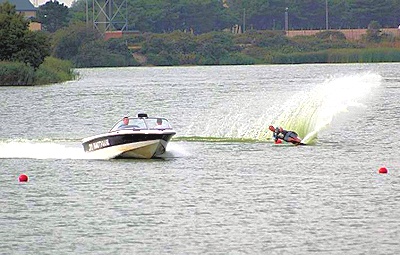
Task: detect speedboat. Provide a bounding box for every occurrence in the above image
[82,113,176,159]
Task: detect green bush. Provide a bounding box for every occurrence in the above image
[315,30,347,41]
[34,64,63,84]
[146,52,175,66]
[233,30,286,46]
[34,57,76,85]
[219,52,257,65]
[177,53,200,65]
[241,46,272,62]
[0,61,34,85]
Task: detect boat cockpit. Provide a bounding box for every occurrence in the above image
[110,114,173,132]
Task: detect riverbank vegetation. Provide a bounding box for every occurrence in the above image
[0,2,75,86]
[0,57,75,86]
[42,0,400,67]
[134,29,400,65]
[51,26,400,67]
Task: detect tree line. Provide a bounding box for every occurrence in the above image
[38,0,400,35]
[63,0,400,34]
[34,0,400,68]
[226,0,400,31]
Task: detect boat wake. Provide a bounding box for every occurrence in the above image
[0,140,92,160]
[173,136,258,143]
[160,142,191,158]
[0,140,185,160]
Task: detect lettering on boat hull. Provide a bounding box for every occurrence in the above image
[88,139,110,152]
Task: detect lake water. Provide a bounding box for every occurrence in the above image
[1,63,399,254]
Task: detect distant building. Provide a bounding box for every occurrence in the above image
[0,0,41,30]
[0,0,36,18]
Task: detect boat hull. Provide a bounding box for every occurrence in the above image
[82,131,175,159]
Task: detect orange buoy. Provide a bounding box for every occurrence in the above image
[378,167,388,174]
[19,174,28,182]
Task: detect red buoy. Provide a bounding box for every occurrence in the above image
[378,167,388,174]
[19,174,28,182]
[275,139,282,144]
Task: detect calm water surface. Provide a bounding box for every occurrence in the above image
[1,63,400,254]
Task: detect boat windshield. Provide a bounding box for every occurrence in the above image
[110,117,172,131]
[145,118,172,130]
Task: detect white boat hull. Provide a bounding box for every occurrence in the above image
[85,140,167,159]
[81,114,175,159]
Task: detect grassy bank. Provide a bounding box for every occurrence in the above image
[0,57,76,86]
[271,47,400,64]
[120,30,400,66]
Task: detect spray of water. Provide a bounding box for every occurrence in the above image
[0,73,382,159]
[267,72,382,144]
[171,72,382,143]
[161,142,191,158]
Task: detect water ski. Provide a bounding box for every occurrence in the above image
[272,139,306,146]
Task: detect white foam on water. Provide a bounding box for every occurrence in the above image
[0,140,186,160]
[161,142,191,158]
[0,141,89,159]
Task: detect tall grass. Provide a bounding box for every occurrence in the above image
[327,48,400,63]
[34,57,77,85]
[0,61,35,86]
[271,48,400,64]
[1,58,76,86]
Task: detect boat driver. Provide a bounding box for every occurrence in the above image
[118,117,129,129]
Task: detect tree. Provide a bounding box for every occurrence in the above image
[0,2,50,68]
[366,20,382,43]
[176,0,231,33]
[127,0,231,33]
[0,2,29,61]
[196,32,236,64]
[51,22,100,62]
[51,22,136,67]
[68,0,89,24]
[37,0,69,33]
[12,31,51,69]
